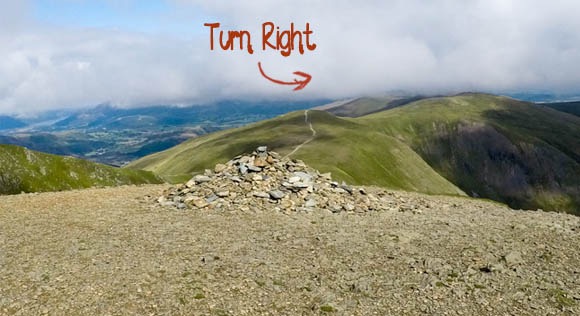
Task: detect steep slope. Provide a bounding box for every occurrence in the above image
[128,111,464,196]
[0,144,161,195]
[359,94,580,214]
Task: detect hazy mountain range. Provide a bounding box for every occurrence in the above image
[0,100,328,166]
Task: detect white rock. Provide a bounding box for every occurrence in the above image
[214,164,227,173]
[253,192,270,199]
[305,199,318,208]
[504,251,524,267]
[269,190,285,200]
[344,203,355,212]
[216,191,230,198]
[288,176,301,183]
[193,175,211,183]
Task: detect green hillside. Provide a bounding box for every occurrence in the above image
[128,111,464,196]
[358,94,580,213]
[0,144,161,195]
[128,94,580,214]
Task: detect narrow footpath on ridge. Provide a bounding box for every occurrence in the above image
[284,110,317,158]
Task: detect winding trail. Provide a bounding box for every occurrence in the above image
[284,110,317,158]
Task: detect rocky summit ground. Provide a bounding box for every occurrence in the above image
[1,153,580,315]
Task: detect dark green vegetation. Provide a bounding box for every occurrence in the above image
[0,100,328,166]
[542,101,580,117]
[0,144,160,195]
[129,94,580,214]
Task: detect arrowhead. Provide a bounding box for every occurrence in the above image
[292,71,312,91]
[258,62,312,92]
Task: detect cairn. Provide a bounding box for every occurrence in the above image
[158,146,395,213]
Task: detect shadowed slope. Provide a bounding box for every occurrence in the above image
[359,94,580,213]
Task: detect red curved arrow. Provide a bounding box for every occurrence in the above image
[258,62,312,91]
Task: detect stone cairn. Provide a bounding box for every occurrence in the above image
[158,146,395,213]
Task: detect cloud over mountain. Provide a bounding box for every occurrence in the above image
[1,0,580,114]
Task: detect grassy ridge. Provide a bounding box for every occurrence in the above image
[128,111,464,195]
[128,94,580,214]
[0,144,161,195]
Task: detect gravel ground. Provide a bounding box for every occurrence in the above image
[0,184,579,315]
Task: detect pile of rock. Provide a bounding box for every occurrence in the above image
[158,146,396,213]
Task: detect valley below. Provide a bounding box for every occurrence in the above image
[0,100,325,166]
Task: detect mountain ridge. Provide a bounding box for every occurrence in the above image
[129,93,580,214]
[128,109,465,196]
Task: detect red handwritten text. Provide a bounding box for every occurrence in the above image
[262,22,316,57]
[204,22,317,57]
[204,22,254,54]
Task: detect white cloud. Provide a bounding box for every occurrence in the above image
[1,0,580,114]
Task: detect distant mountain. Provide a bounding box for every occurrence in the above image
[0,116,27,131]
[0,144,161,195]
[49,100,330,131]
[128,93,580,215]
[52,104,118,129]
[505,92,580,103]
[0,100,329,166]
[541,101,580,117]
[318,96,425,117]
[506,92,559,102]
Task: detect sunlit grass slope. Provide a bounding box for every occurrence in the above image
[0,144,161,195]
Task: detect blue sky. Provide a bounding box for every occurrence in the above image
[1,0,580,114]
[32,0,206,36]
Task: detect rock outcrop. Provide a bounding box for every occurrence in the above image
[158,146,410,213]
